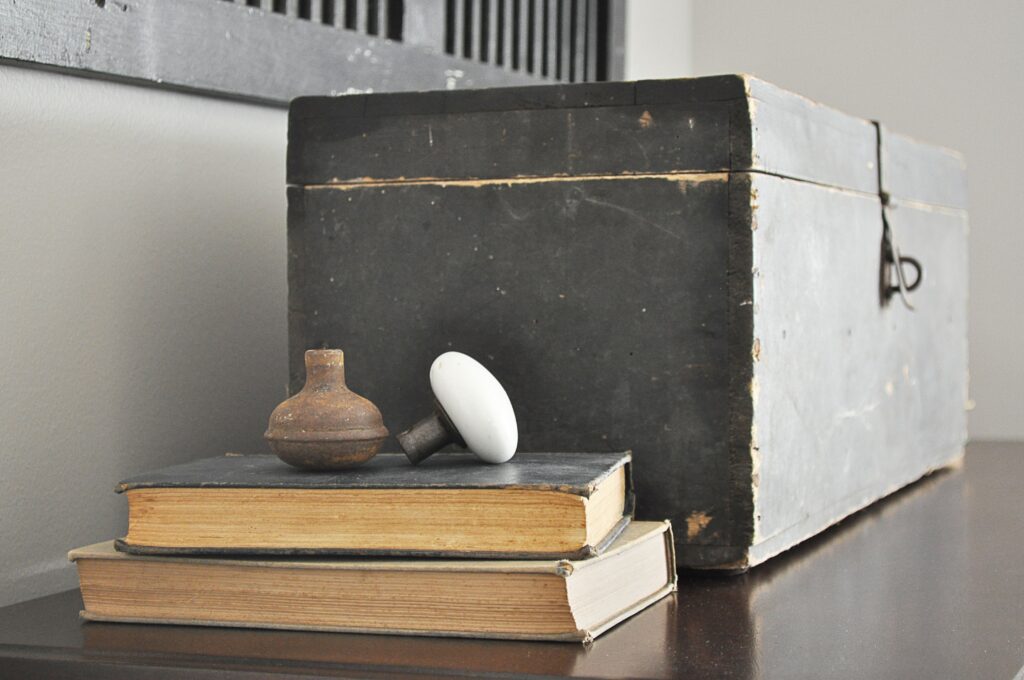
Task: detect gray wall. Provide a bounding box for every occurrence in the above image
[0,65,288,606]
[623,0,692,79]
[684,0,1023,441]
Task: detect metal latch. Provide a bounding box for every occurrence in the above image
[879,192,922,310]
[875,123,923,310]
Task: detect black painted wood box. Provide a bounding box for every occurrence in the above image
[286,76,968,570]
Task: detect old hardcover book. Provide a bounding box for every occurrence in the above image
[72,521,675,643]
[115,452,633,559]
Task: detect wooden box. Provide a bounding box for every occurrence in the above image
[286,76,968,570]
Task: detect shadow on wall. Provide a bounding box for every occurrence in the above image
[0,66,288,606]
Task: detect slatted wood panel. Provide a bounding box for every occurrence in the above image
[224,0,401,38]
[440,0,608,81]
[222,0,614,75]
[0,0,622,106]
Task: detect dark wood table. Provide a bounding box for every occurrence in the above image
[1,442,1022,679]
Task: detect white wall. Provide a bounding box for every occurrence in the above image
[624,0,692,80]
[0,66,288,606]
[627,0,1023,441]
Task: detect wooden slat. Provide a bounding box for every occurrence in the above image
[517,0,530,71]
[585,0,597,82]
[559,0,571,81]
[309,0,323,23]
[470,0,482,60]
[377,0,387,38]
[487,0,500,64]
[545,0,557,78]
[502,0,514,68]
[608,0,626,80]
[452,0,464,56]
[572,0,585,82]
[353,0,367,32]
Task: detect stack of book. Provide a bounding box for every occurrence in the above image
[70,452,676,642]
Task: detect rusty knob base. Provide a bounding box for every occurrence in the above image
[265,349,389,470]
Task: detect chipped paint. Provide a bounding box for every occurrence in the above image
[747,96,761,166]
[750,419,762,541]
[739,72,754,96]
[750,186,760,230]
[443,68,465,91]
[302,171,730,191]
[638,110,654,129]
[751,338,761,361]
[686,511,713,540]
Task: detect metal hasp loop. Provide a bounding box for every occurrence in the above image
[875,122,923,311]
[880,215,923,310]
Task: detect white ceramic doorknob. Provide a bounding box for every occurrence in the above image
[397,352,518,465]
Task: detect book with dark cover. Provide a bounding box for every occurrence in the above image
[116,452,634,559]
[74,521,676,643]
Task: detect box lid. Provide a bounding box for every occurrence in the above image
[290,73,966,208]
[288,74,965,210]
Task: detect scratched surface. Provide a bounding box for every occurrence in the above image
[748,172,968,565]
[289,174,743,561]
[287,76,969,569]
[288,99,736,183]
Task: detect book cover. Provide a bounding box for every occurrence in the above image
[116,452,634,559]
[73,521,676,643]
